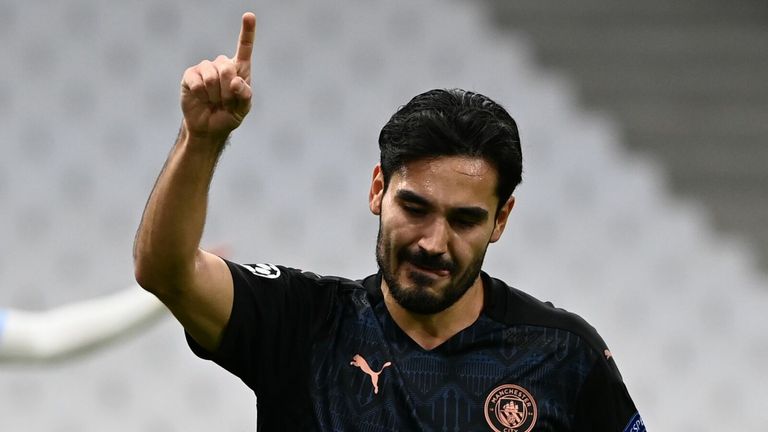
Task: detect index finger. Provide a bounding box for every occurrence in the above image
[234,12,256,64]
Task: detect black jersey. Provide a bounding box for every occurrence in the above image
[188,260,645,431]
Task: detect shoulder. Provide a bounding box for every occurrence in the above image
[226,260,356,287]
[225,259,370,307]
[482,272,610,356]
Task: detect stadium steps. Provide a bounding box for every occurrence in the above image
[484,0,768,270]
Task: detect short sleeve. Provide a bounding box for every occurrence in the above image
[186,259,336,396]
[573,351,646,431]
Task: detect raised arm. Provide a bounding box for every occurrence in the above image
[133,13,256,352]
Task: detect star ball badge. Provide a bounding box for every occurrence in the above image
[241,263,281,279]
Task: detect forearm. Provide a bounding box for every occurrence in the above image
[132,12,254,350]
[134,126,227,293]
[0,286,166,363]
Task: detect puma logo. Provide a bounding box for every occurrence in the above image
[350,354,392,394]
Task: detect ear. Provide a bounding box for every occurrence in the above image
[490,196,515,243]
[369,164,385,215]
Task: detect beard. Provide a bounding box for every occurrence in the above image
[375,223,487,315]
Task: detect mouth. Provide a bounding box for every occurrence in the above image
[406,261,451,278]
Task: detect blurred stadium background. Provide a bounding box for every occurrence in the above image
[0,0,766,430]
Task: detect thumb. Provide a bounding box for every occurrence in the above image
[231,77,252,114]
[231,77,249,97]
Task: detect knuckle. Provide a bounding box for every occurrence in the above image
[219,65,235,78]
[183,68,198,82]
[197,60,212,71]
[202,75,218,87]
[188,81,204,93]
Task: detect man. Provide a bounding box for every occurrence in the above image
[134,12,645,431]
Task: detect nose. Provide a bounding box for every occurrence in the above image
[417,217,450,256]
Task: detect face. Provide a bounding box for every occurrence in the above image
[369,156,514,315]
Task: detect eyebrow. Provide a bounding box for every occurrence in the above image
[395,189,431,207]
[394,189,490,221]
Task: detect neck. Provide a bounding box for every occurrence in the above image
[381,277,485,351]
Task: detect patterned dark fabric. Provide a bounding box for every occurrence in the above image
[187,260,643,431]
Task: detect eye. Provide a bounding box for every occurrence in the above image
[451,218,480,229]
[450,212,486,229]
[402,205,427,216]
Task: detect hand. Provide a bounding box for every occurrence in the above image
[180,13,256,140]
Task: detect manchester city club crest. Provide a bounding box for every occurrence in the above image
[484,384,537,432]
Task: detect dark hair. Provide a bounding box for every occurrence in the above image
[378,88,522,213]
